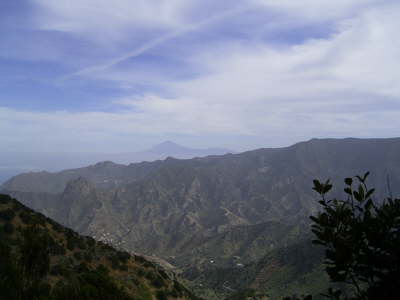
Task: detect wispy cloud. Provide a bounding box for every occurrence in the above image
[61,6,249,80]
[252,0,381,21]
[1,0,398,152]
[32,0,189,38]
[111,2,400,139]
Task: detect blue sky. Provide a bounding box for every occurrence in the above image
[1,0,399,152]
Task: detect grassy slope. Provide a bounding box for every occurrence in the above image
[0,193,198,300]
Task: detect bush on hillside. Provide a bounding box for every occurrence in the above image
[308,172,400,300]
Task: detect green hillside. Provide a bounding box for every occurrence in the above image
[0,194,198,300]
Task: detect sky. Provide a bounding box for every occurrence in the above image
[1,0,399,152]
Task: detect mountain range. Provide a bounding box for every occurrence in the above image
[2,137,400,298]
[0,141,232,184]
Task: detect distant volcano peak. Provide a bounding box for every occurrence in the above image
[150,141,189,153]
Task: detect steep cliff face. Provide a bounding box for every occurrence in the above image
[56,177,101,232]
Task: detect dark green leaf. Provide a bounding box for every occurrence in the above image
[353,191,361,202]
[344,177,353,186]
[358,185,365,201]
[313,180,323,194]
[323,184,333,194]
[344,187,352,195]
[365,188,375,199]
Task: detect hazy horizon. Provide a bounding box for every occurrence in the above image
[1,136,399,184]
[0,139,235,183]
[1,0,399,153]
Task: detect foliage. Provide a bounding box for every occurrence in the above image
[228,288,271,300]
[229,288,256,299]
[0,194,197,300]
[0,242,21,299]
[311,172,400,300]
[0,208,15,222]
[19,225,52,299]
[156,290,168,300]
[283,296,312,300]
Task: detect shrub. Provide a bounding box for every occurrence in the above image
[51,221,63,233]
[116,250,130,263]
[19,211,33,224]
[150,274,165,289]
[50,265,66,276]
[73,251,82,260]
[156,290,168,300]
[66,237,75,251]
[3,222,14,234]
[86,237,96,248]
[311,172,400,300]
[0,209,15,222]
[50,242,66,256]
[84,252,93,263]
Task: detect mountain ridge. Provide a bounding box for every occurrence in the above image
[0,141,232,185]
[2,137,400,298]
